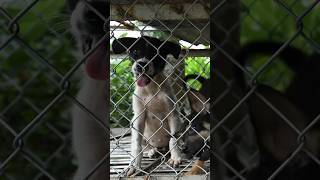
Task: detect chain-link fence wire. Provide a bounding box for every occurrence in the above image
[1,0,320,179]
[0,0,79,179]
[212,0,320,179]
[0,0,210,179]
[110,0,210,177]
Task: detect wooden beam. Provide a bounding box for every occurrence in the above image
[111,3,209,21]
[110,0,204,5]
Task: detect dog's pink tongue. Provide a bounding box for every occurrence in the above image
[85,42,107,80]
[137,75,150,87]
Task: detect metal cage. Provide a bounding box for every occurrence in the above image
[1,0,320,180]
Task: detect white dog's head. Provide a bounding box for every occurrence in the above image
[112,36,181,87]
[69,0,108,80]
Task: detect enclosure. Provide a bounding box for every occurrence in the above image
[1,0,320,180]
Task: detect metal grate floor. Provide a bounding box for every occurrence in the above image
[110,128,210,179]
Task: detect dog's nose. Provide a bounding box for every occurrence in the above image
[136,61,148,73]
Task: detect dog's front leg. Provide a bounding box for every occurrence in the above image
[167,108,182,167]
[126,96,145,176]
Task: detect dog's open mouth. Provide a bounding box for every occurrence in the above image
[136,74,151,87]
[83,39,107,81]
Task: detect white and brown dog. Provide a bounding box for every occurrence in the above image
[112,36,184,176]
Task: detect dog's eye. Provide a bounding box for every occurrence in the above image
[131,49,138,55]
[130,49,141,59]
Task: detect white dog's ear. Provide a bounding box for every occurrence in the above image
[112,37,138,54]
[188,89,210,114]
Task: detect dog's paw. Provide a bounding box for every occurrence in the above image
[184,167,203,175]
[147,148,157,158]
[167,156,182,167]
[184,160,204,175]
[125,166,136,177]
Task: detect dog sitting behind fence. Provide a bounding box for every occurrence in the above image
[183,75,211,175]
[112,36,184,176]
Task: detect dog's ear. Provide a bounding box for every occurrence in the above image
[112,37,138,54]
[161,40,181,59]
[188,89,210,114]
[248,85,307,162]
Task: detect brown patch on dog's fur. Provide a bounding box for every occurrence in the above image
[185,160,205,175]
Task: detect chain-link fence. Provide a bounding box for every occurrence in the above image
[1,0,320,180]
[110,0,210,178]
[213,0,320,180]
[0,0,77,179]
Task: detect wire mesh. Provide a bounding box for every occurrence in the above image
[0,0,320,180]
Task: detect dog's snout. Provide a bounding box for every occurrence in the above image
[136,61,148,73]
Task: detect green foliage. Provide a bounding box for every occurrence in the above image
[241,0,320,44]
[0,1,76,179]
[244,55,294,91]
[185,57,210,90]
[110,59,134,127]
[240,0,320,92]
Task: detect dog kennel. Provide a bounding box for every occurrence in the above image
[1,0,320,179]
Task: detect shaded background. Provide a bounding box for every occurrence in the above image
[0,0,320,179]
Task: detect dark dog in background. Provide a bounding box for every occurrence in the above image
[243,85,320,180]
[68,0,108,179]
[112,36,184,176]
[183,75,211,175]
[238,41,320,122]
[236,41,320,179]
